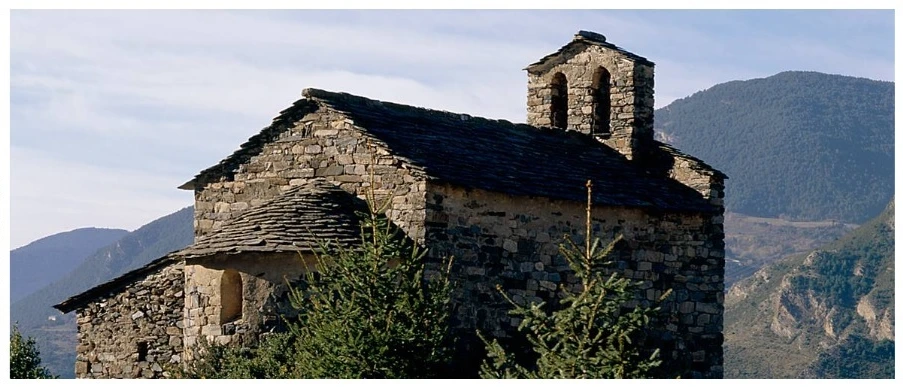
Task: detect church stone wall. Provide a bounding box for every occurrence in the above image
[424,183,724,378]
[73,262,184,379]
[182,252,313,355]
[192,107,427,243]
[665,152,726,209]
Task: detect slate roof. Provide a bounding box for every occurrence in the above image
[525,30,655,72]
[182,88,717,213]
[54,253,178,313]
[54,179,364,314]
[173,179,364,258]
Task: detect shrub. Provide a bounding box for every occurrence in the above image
[285,192,456,378]
[177,191,456,379]
[10,324,55,379]
[480,181,669,378]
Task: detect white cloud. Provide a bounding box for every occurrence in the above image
[9,10,894,247]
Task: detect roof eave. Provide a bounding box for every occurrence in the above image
[53,253,181,314]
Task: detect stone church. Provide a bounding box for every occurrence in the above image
[54,31,726,379]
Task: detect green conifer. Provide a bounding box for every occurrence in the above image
[480,180,669,379]
[10,324,55,379]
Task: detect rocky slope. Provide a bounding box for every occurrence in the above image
[723,212,856,287]
[724,199,894,378]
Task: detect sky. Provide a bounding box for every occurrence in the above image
[7,9,896,249]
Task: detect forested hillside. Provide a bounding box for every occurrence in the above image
[656,71,893,223]
[10,228,128,302]
[9,206,195,378]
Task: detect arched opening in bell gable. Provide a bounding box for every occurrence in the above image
[591,66,612,137]
[550,72,569,129]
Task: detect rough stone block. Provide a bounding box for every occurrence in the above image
[315,165,344,177]
[539,280,556,291]
[465,267,485,276]
[201,325,222,336]
[679,301,695,314]
[696,303,719,314]
[76,361,89,375]
[503,239,518,253]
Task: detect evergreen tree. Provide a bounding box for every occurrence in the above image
[285,190,456,378]
[10,324,55,379]
[480,181,669,379]
[177,189,456,379]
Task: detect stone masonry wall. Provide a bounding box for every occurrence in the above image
[527,45,655,160]
[182,252,313,356]
[666,153,726,209]
[424,183,724,378]
[193,107,427,243]
[74,262,184,379]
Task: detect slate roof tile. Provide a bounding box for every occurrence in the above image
[182,88,717,213]
[54,179,364,313]
[175,179,363,258]
[301,88,715,213]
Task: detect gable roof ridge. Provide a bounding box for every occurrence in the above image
[178,97,319,190]
[525,31,654,72]
[301,87,528,130]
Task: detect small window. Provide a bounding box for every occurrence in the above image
[137,341,149,362]
[550,72,569,129]
[591,66,612,136]
[221,270,243,324]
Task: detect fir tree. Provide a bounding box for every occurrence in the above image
[10,324,55,379]
[285,187,456,378]
[177,192,456,379]
[480,180,669,379]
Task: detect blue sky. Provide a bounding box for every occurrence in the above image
[8,9,895,249]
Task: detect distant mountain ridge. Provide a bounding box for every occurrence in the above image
[724,198,894,378]
[655,71,893,223]
[10,206,195,378]
[10,228,128,302]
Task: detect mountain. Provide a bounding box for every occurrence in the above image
[10,206,195,378]
[723,198,894,378]
[722,212,856,288]
[655,71,894,224]
[10,228,128,302]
